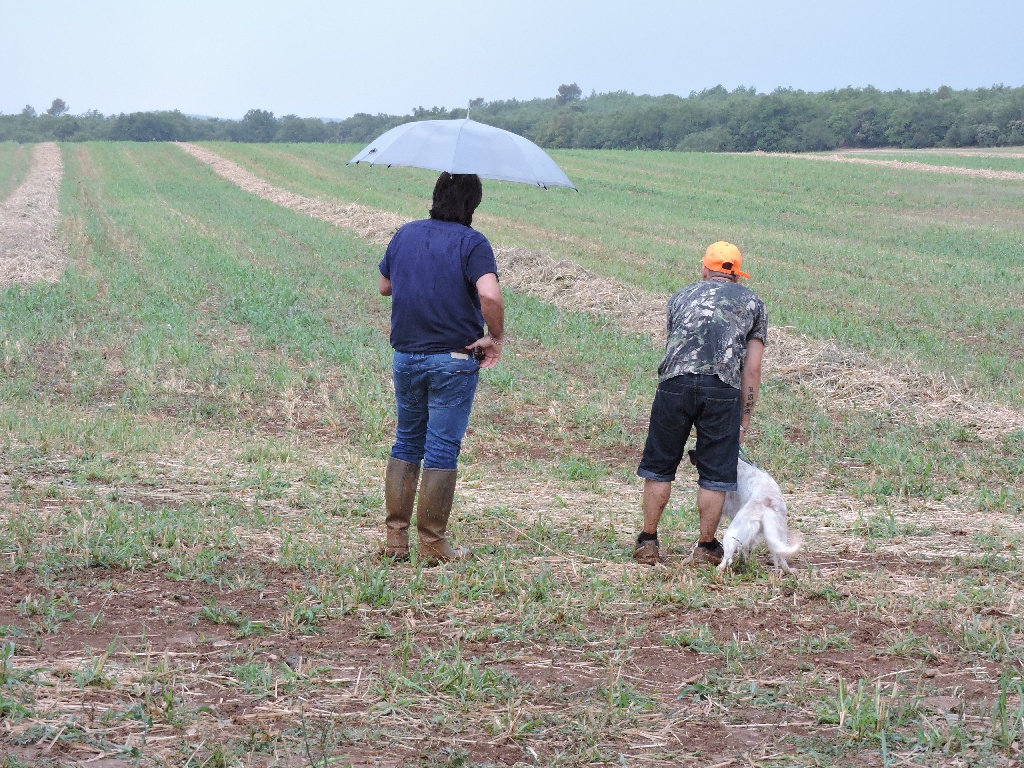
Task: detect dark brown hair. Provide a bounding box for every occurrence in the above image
[429,172,483,227]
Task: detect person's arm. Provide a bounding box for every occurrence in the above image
[467,272,504,369]
[378,274,392,296]
[739,338,764,443]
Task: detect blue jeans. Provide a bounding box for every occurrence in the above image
[391,352,480,470]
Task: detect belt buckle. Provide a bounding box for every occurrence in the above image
[450,352,470,360]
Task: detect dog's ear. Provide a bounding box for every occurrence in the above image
[687,449,698,467]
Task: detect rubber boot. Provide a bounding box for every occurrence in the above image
[384,457,420,561]
[416,468,471,565]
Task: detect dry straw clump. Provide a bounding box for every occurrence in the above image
[177,144,1023,437]
[496,246,666,339]
[0,142,65,287]
[767,330,1024,440]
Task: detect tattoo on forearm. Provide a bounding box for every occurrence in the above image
[743,386,755,417]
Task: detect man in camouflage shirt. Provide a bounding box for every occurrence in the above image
[634,242,767,566]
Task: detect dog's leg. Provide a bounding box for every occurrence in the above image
[717,532,737,572]
[771,553,794,574]
[762,503,801,560]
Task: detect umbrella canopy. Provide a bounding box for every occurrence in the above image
[348,118,576,190]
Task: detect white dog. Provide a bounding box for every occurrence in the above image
[716,455,802,573]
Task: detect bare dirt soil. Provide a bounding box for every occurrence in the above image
[0,549,1014,767]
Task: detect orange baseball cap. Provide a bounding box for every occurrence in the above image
[702,241,750,279]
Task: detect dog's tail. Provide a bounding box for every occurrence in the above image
[762,505,802,557]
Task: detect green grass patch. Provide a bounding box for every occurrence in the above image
[0,141,32,200]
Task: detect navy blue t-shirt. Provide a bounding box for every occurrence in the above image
[379,219,499,354]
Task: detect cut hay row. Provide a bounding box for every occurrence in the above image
[0,142,65,287]
[174,142,407,246]
[177,143,1024,440]
[761,150,1024,181]
[838,148,1024,160]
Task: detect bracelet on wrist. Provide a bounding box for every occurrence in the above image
[489,335,504,347]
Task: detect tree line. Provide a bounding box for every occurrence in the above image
[3,84,1023,152]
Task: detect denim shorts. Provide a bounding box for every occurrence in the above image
[637,373,741,491]
[391,351,480,470]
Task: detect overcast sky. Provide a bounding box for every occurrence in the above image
[5,0,1023,120]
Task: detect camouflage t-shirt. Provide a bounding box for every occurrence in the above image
[658,280,768,389]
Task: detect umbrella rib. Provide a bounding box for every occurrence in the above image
[450,119,469,173]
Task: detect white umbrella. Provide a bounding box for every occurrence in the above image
[348,118,576,190]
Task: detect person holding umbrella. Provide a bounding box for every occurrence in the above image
[351,116,573,563]
[378,172,504,564]
[633,241,767,566]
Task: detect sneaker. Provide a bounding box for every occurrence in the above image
[684,540,724,566]
[633,537,665,566]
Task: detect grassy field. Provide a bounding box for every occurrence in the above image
[204,142,1024,403]
[0,142,32,200]
[0,141,1022,767]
